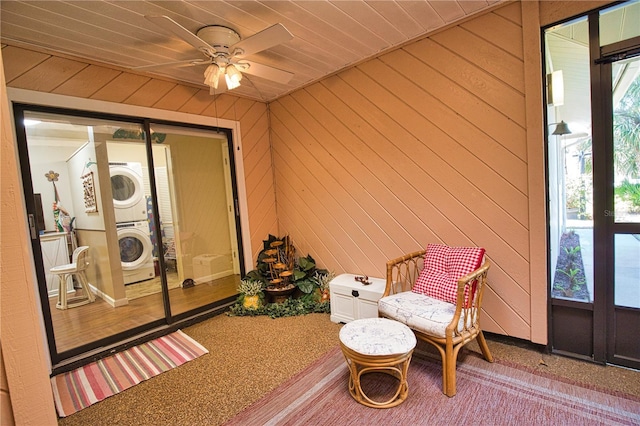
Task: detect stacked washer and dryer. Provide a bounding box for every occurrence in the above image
[110,162,155,285]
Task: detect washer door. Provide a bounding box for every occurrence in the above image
[117,227,152,270]
[110,166,143,209]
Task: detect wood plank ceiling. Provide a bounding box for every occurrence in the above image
[0,0,505,102]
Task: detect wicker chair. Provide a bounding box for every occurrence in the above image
[378,248,493,397]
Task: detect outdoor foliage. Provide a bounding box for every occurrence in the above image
[614,76,640,179]
[552,231,589,301]
[614,180,640,212]
[565,175,593,219]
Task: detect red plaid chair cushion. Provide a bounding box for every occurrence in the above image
[412,244,485,305]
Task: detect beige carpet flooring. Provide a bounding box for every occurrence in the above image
[57,313,640,426]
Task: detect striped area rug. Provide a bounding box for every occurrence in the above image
[51,330,208,417]
[225,346,640,425]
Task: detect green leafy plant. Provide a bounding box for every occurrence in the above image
[293,254,329,294]
[563,245,581,264]
[228,234,334,317]
[564,245,580,257]
[250,234,329,294]
[614,180,640,212]
[227,297,330,318]
[315,270,335,293]
[555,267,586,296]
[236,278,265,310]
[237,278,264,296]
[613,77,640,179]
[552,232,589,301]
[556,267,583,282]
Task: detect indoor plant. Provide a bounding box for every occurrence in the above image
[228,234,333,317]
[236,278,265,310]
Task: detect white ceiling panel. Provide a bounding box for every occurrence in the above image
[1,0,504,101]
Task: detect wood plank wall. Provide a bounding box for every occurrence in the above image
[1,44,277,262]
[270,2,531,339]
[3,1,610,343]
[1,50,59,425]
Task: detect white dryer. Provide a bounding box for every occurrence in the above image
[109,162,147,223]
[117,221,155,285]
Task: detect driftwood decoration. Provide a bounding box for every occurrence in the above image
[81,172,98,213]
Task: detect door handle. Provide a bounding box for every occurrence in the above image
[28,214,37,239]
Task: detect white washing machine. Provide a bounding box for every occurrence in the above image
[117,221,155,285]
[109,162,147,223]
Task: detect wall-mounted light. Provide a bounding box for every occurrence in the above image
[547,70,565,106]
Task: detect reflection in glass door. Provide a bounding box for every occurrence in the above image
[15,106,244,366]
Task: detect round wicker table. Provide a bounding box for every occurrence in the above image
[339,317,417,408]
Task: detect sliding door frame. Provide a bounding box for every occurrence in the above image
[8,89,252,371]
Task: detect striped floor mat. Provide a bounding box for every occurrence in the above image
[51,330,208,417]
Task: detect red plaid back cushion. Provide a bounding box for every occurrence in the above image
[412,244,485,305]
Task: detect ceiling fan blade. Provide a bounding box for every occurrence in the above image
[240,61,294,85]
[145,15,217,56]
[132,59,210,71]
[232,24,293,57]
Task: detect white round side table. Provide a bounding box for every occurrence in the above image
[339,317,417,408]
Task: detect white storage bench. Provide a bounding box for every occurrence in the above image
[329,274,386,323]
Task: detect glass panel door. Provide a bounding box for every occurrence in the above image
[105,130,164,310]
[20,110,166,357]
[149,124,242,317]
[609,54,640,368]
[545,15,597,358]
[612,57,640,230]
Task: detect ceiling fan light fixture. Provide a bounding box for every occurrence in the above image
[204,63,216,78]
[225,74,241,90]
[225,64,242,89]
[145,17,293,95]
[204,64,221,89]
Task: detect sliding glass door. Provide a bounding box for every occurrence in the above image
[14,105,243,366]
[148,124,242,317]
